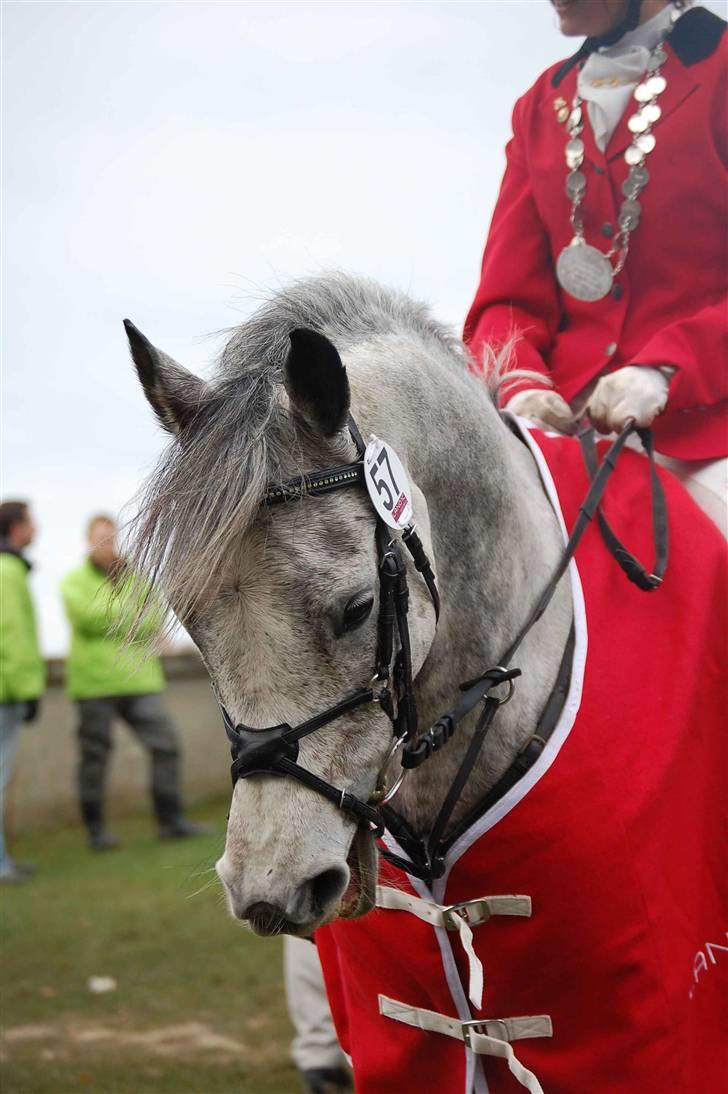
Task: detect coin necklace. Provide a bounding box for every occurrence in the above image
[555,31,672,303]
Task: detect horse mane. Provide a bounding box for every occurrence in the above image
[126,273,463,630]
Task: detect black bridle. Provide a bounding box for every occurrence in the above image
[217,415,441,839]
[215,416,668,882]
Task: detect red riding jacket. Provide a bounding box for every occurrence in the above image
[317,424,728,1094]
[463,6,728,461]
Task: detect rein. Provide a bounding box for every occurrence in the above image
[215,416,668,883]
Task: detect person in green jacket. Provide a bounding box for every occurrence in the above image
[61,514,207,850]
[0,500,45,883]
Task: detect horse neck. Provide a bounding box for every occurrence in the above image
[348,335,574,835]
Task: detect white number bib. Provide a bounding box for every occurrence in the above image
[364,436,413,529]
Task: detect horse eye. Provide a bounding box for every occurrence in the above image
[342,594,374,633]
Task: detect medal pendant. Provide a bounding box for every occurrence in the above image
[556,240,613,302]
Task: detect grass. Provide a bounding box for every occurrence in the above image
[0,801,302,1094]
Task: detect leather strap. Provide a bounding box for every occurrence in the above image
[424,695,502,878]
[263,414,367,506]
[264,462,365,506]
[579,427,668,591]
[502,422,640,663]
[446,624,575,840]
[402,524,441,621]
[275,756,384,835]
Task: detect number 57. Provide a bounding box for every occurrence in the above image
[369,448,400,512]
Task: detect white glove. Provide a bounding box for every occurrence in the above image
[587,365,671,434]
[505,388,577,434]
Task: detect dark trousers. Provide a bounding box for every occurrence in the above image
[77,693,182,832]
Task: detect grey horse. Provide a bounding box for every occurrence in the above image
[125,272,572,933]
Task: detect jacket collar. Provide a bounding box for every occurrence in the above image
[670,5,726,66]
[0,540,31,570]
[551,5,726,88]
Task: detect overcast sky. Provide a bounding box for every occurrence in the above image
[3,0,725,653]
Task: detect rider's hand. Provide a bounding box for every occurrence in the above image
[587,365,672,434]
[505,388,578,434]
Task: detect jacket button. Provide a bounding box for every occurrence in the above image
[610,283,623,300]
[593,165,606,175]
[601,222,614,238]
[605,342,617,357]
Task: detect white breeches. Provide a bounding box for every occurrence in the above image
[284,935,347,1072]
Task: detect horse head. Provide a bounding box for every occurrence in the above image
[124,282,447,935]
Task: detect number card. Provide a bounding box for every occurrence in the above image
[364,436,413,529]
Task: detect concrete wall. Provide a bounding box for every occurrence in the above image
[9,652,231,832]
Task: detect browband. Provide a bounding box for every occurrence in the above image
[264,462,365,506]
[263,415,367,507]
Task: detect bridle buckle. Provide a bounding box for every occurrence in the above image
[518,732,547,757]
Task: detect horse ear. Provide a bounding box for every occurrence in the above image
[284,329,350,437]
[124,319,208,435]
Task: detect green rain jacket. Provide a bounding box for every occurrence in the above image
[61,560,165,700]
[0,548,45,703]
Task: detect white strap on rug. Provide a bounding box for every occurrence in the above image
[376,886,531,1009]
[379,995,551,1094]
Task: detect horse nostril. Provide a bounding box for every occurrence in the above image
[244,900,286,934]
[310,866,349,914]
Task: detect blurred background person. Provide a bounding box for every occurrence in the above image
[0,500,44,883]
[60,514,208,850]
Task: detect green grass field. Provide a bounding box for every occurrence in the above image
[0,801,302,1094]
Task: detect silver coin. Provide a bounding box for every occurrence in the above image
[566,170,586,198]
[634,82,652,103]
[621,166,649,197]
[618,198,641,230]
[646,74,667,96]
[628,112,650,134]
[620,198,641,219]
[647,48,667,71]
[569,106,582,127]
[625,144,646,166]
[636,132,656,154]
[566,148,584,169]
[556,242,613,303]
[643,102,662,124]
[630,164,650,187]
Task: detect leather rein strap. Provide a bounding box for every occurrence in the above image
[579,426,668,591]
[215,418,668,883]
